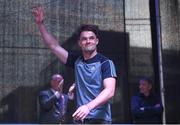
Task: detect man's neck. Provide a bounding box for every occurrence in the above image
[144,92,150,97]
[83,50,97,60]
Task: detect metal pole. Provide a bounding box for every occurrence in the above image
[154,0,166,124]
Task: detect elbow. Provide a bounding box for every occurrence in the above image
[111,90,115,97]
[104,77,116,99]
[41,101,51,110]
[108,85,116,99]
[49,44,57,50]
[108,89,115,99]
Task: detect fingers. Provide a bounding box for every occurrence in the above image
[68,83,76,93]
[72,105,90,121]
[32,8,38,16]
[73,109,84,121]
[59,79,64,85]
[69,86,75,93]
[58,79,64,91]
[73,110,84,121]
[58,79,64,88]
[72,108,78,117]
[155,104,160,107]
[32,5,43,16]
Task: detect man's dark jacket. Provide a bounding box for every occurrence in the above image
[131,93,163,124]
[38,89,68,124]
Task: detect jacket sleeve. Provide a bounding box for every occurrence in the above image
[131,96,146,118]
[131,95,163,117]
[143,98,163,115]
[39,91,57,110]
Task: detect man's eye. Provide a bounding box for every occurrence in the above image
[80,37,87,41]
[89,37,95,40]
[80,36,96,41]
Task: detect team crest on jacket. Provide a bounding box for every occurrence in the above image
[90,66,96,72]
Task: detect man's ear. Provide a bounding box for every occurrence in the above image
[96,38,99,45]
[149,84,152,90]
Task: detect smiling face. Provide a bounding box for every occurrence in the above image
[78,31,99,53]
[139,79,152,96]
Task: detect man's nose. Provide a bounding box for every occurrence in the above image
[139,85,142,89]
[86,38,91,43]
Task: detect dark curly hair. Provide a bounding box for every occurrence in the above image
[77,24,99,39]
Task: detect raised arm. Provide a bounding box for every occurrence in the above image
[32,6,68,64]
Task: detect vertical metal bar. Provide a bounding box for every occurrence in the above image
[149,0,166,123]
[154,0,166,124]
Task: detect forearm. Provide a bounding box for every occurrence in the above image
[131,97,145,117]
[40,95,56,110]
[33,6,60,52]
[38,23,59,49]
[37,23,68,64]
[144,105,163,115]
[132,106,163,118]
[72,88,114,121]
[86,86,115,111]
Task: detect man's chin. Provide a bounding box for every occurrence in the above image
[83,47,96,52]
